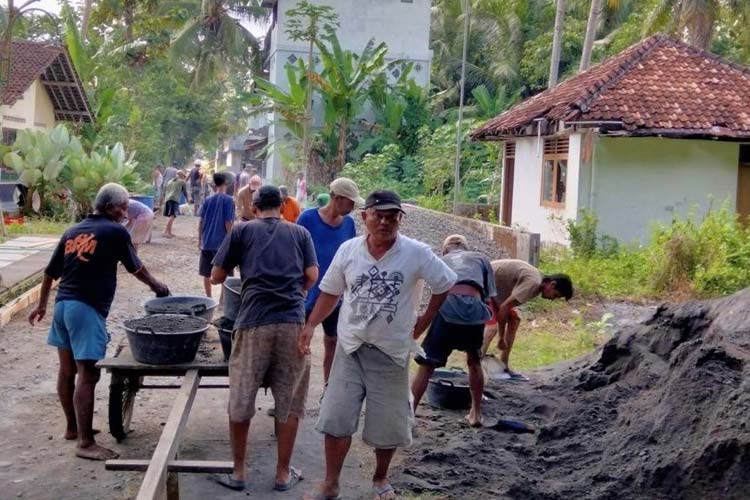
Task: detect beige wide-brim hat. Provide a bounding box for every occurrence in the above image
[329,177,365,206]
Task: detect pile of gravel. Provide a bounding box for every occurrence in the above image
[353,204,508,259]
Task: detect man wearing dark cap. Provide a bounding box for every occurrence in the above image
[210,185,319,492]
[301,190,456,500]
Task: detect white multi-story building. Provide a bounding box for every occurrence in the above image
[260,0,432,181]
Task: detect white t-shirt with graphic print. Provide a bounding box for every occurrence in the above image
[319,233,457,366]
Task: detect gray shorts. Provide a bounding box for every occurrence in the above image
[316,343,413,449]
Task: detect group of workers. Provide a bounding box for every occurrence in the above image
[26,173,572,500]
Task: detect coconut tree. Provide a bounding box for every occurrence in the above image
[168,0,267,88]
[644,0,720,49]
[580,0,604,70]
[549,0,566,87]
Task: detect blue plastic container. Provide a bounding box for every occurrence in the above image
[130,195,154,211]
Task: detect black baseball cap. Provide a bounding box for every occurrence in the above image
[253,185,283,210]
[364,190,405,213]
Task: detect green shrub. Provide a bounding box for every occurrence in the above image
[548,203,750,301]
[565,209,619,259]
[648,204,750,296]
[414,194,447,212]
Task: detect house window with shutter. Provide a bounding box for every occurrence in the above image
[541,137,569,208]
[2,128,17,145]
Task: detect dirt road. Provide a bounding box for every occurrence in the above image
[0,214,375,500]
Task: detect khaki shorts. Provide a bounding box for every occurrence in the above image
[228,324,310,423]
[316,343,413,449]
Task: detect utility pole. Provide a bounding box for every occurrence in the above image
[453,0,470,215]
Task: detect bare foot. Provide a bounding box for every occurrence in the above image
[163,233,174,239]
[465,413,483,428]
[302,483,340,500]
[64,429,100,440]
[75,443,119,461]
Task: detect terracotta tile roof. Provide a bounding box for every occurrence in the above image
[471,35,750,140]
[1,40,92,123]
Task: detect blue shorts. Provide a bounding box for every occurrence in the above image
[47,300,110,360]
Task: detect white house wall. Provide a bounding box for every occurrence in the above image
[508,134,582,244]
[589,137,739,243]
[266,0,432,180]
[1,80,56,132]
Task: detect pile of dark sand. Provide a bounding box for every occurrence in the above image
[398,290,750,500]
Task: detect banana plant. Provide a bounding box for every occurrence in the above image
[3,125,81,214]
[63,142,145,215]
[313,35,390,176]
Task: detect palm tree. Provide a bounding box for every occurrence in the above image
[644,0,719,49]
[80,0,93,41]
[168,0,268,88]
[549,0,566,87]
[580,0,604,70]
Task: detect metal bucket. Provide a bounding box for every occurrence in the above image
[213,317,234,361]
[222,277,242,322]
[123,314,208,365]
[143,295,218,323]
[426,368,472,410]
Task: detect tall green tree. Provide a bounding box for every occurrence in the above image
[168,0,267,88]
[284,0,338,171]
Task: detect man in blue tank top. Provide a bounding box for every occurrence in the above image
[296,177,363,382]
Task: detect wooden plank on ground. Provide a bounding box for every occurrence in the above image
[136,369,200,500]
[0,278,57,328]
[106,459,233,473]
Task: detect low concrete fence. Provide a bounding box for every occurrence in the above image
[408,205,540,266]
[452,202,499,222]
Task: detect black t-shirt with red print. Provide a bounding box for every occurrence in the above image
[45,214,142,318]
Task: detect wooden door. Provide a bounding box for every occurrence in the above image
[738,164,750,223]
[501,157,515,226]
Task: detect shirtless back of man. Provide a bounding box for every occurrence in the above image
[236,175,262,221]
[237,185,255,221]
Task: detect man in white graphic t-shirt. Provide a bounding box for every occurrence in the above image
[300,190,457,500]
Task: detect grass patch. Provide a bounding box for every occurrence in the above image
[442,300,614,372]
[1,217,71,243]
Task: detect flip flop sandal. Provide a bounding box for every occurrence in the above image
[508,371,530,382]
[273,466,304,491]
[210,473,246,491]
[373,483,397,500]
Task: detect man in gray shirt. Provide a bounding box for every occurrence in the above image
[411,234,497,427]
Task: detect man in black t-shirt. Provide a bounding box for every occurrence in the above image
[209,185,318,491]
[28,183,169,461]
